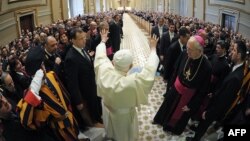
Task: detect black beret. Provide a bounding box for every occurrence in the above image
[25,45,45,76]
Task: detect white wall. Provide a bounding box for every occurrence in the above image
[169,0,180,15]
[205,0,250,38]
[205,0,219,24]
[96,0,101,12]
[238,12,250,38]
[194,0,204,20]
[0,0,52,45]
[69,0,84,18]
[179,0,188,16]
[157,0,164,12]
[151,0,157,11]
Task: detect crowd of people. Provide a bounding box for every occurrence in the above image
[0,11,125,141]
[135,11,250,141]
[0,9,249,141]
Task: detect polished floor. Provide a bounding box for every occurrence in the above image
[120,13,181,141]
[120,13,219,141]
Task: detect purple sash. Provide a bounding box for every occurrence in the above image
[168,76,196,127]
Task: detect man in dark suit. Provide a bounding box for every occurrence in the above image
[119,13,124,38]
[151,17,168,71]
[190,41,231,123]
[44,36,62,76]
[160,22,178,62]
[85,21,99,53]
[64,28,102,130]
[1,72,22,104]
[8,57,31,99]
[109,14,121,53]
[163,27,190,91]
[186,40,247,141]
[151,17,168,52]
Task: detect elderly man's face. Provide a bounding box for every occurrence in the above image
[187,40,201,59]
[90,22,97,30]
[0,94,12,118]
[46,37,58,54]
[4,74,16,93]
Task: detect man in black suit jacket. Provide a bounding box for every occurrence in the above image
[187,40,247,141]
[44,36,62,77]
[151,17,168,71]
[163,27,190,91]
[160,23,178,61]
[64,28,102,130]
[109,14,121,53]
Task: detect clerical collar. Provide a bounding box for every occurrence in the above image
[45,49,52,57]
[232,62,243,72]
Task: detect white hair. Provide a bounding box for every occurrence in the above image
[189,36,203,52]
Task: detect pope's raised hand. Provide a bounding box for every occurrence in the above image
[150,34,159,51]
[100,29,109,43]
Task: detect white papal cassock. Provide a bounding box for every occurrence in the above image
[94,42,159,141]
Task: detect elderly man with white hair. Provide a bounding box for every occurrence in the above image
[94,30,159,141]
[154,35,212,135]
[187,40,247,141]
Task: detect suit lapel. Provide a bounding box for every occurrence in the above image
[155,26,160,38]
[71,47,92,65]
[167,32,171,42]
[176,41,181,53]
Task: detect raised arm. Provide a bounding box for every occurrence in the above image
[94,29,112,70]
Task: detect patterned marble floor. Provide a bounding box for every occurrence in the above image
[120,13,220,141]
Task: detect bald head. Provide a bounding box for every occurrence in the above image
[90,21,97,26]
[1,72,16,93]
[90,21,97,30]
[45,36,57,54]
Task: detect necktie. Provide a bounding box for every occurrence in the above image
[82,49,91,62]
[182,45,186,52]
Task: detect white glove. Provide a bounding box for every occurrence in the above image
[30,69,44,95]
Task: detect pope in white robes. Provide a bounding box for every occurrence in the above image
[94,30,159,141]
